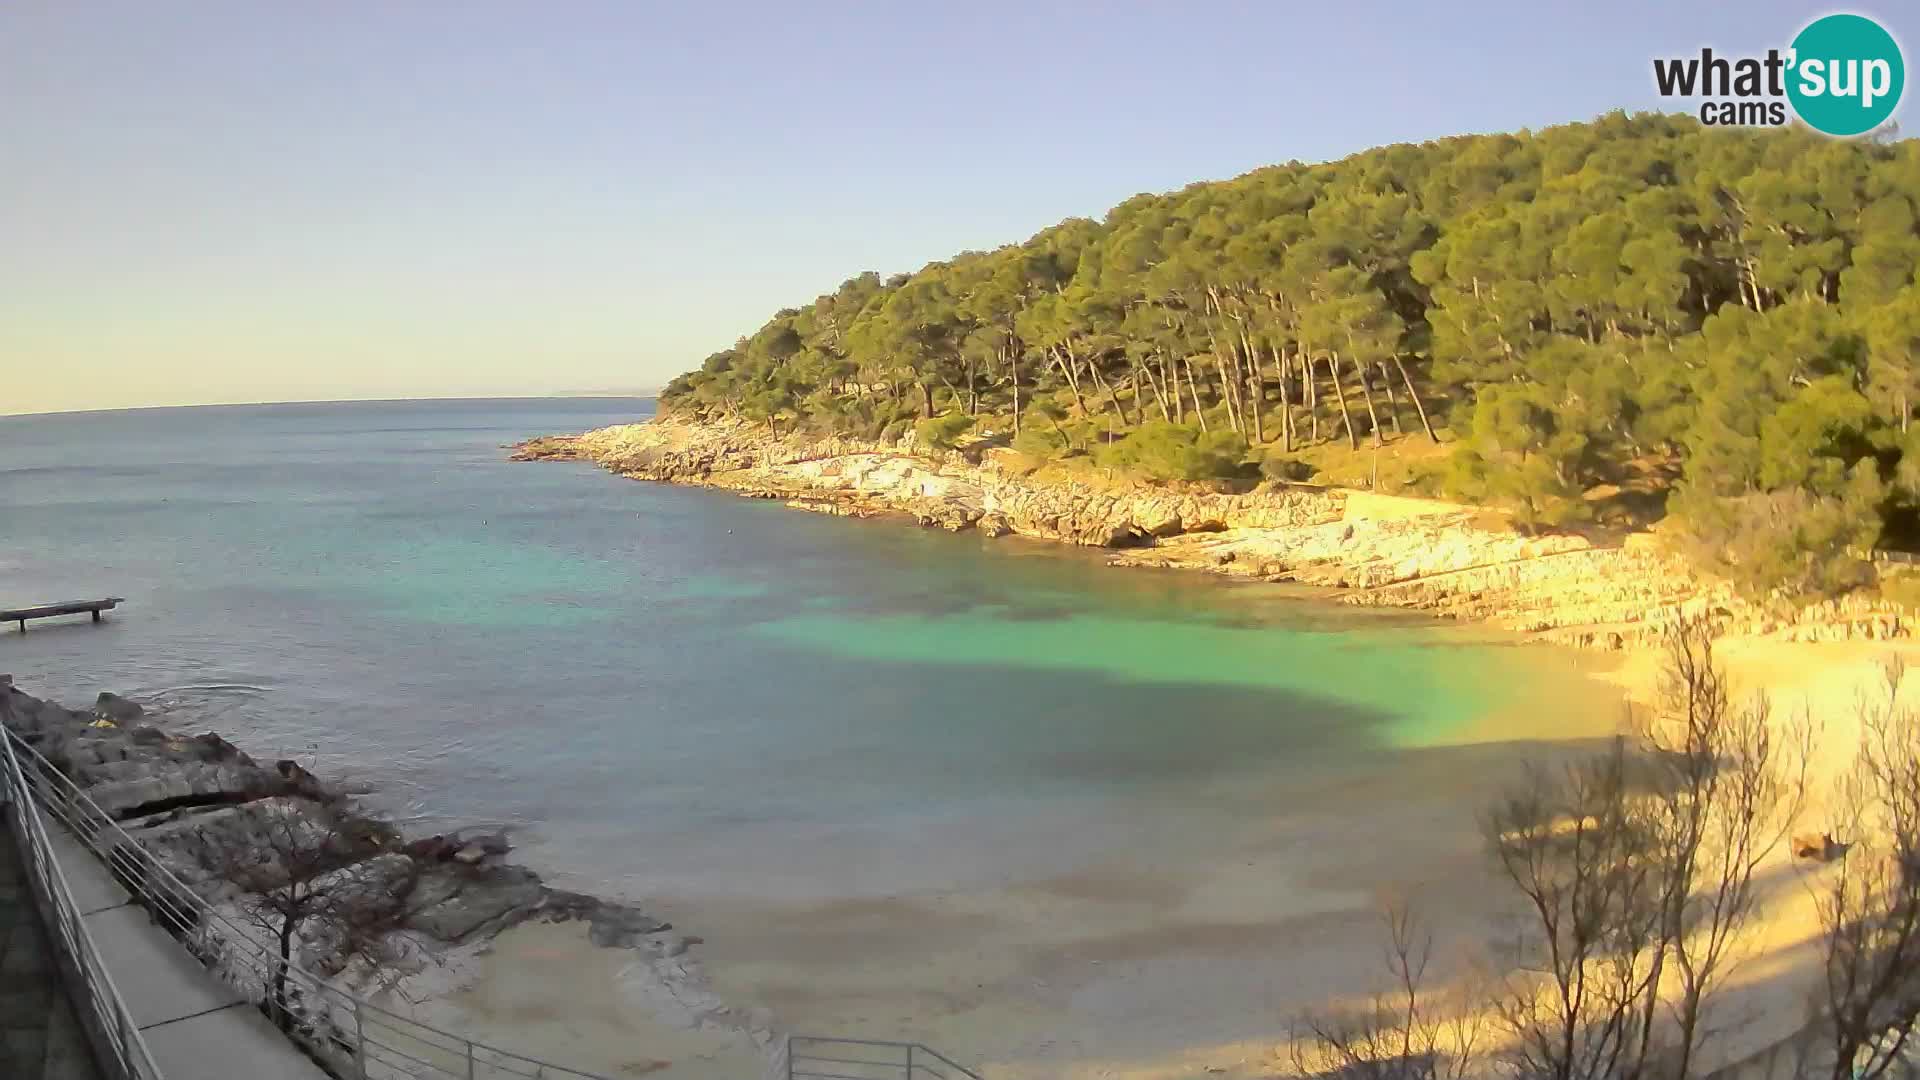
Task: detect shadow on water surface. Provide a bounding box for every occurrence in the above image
[0,399,1623,910]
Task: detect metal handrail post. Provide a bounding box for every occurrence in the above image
[354,995,367,1079]
[8,724,993,1080]
[4,726,620,1080]
[0,721,165,1079]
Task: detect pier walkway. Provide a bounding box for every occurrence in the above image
[3,600,124,633]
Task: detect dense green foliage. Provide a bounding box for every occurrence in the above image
[663,113,1920,597]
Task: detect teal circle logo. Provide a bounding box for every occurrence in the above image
[1787,14,1904,136]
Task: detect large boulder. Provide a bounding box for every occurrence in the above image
[94,692,144,725]
[587,905,676,948]
[1134,503,1184,538]
[543,890,674,948]
[1076,520,1149,548]
[408,866,545,941]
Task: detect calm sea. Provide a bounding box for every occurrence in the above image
[0,398,1601,904]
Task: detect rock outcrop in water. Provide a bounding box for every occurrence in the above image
[512,414,1920,649]
[0,681,686,963]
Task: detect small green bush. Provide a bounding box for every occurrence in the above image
[1261,453,1317,483]
[1094,421,1249,482]
[1012,425,1071,458]
[914,412,976,450]
[1444,447,1591,530]
[1670,467,1883,600]
[1876,567,1920,610]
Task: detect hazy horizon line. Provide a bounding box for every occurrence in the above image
[0,392,659,421]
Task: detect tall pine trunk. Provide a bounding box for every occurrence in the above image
[1270,343,1293,452]
[1391,356,1438,442]
[1062,340,1092,417]
[1377,361,1404,436]
[1238,327,1264,442]
[1088,363,1131,424]
[1050,346,1088,417]
[1303,351,1319,443]
[1326,351,1358,449]
[1010,349,1021,436]
[1182,357,1209,433]
[1140,356,1172,422]
[1211,346,1241,433]
[1349,351,1383,447]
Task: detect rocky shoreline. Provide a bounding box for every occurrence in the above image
[2,680,680,951]
[0,677,761,1070]
[512,413,1918,649]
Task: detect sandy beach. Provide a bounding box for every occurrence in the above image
[480,416,1920,1078]
[397,637,1620,1078]
[388,919,770,1079]
[401,633,1920,1080]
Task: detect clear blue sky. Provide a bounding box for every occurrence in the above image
[1,1,1910,414]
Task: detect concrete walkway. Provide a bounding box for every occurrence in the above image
[46,829,328,1080]
[0,826,99,1080]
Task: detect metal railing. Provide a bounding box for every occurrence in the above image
[6,726,989,1080]
[3,725,616,1080]
[784,1036,980,1080]
[0,723,164,1080]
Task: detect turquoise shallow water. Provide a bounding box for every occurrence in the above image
[0,399,1595,901]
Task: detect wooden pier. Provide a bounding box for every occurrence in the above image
[3,598,124,632]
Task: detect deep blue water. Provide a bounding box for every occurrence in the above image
[0,399,1594,903]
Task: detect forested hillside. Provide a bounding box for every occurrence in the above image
[661,113,1920,598]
